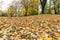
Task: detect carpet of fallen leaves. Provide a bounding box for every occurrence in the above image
[0,15,60,40]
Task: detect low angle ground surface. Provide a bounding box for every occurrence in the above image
[0,15,60,40]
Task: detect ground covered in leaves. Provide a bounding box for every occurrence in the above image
[0,15,60,40]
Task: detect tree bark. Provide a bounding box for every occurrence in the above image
[40,0,47,14]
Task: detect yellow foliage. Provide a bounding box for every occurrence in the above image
[27,8,32,15]
[31,28,36,32]
[21,0,39,16]
[40,34,46,40]
[47,37,53,40]
[58,37,60,40]
[20,8,26,15]
[40,36,53,40]
[7,6,16,17]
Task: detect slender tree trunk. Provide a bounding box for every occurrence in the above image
[25,9,28,16]
[57,2,60,14]
[54,7,57,14]
[49,0,51,14]
[53,0,57,14]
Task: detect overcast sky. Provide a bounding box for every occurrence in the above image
[0,0,13,11]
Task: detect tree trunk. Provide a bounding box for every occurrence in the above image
[49,0,51,14]
[53,0,57,14]
[42,6,45,14]
[54,8,57,14]
[40,0,47,14]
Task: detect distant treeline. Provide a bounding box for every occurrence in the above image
[0,0,60,17]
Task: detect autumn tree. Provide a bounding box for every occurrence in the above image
[11,0,22,16]
[7,0,39,16]
[21,0,28,16]
[7,5,16,17]
[19,7,26,16]
[46,0,53,14]
[27,0,39,15]
[21,0,39,16]
[53,0,58,14]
